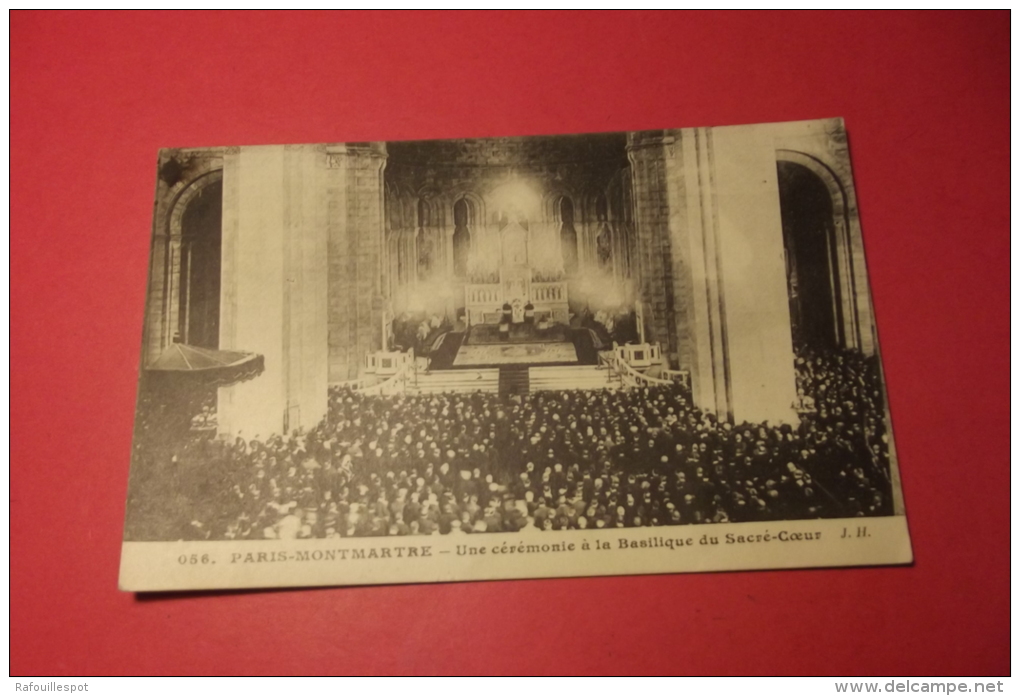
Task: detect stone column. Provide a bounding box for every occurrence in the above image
[626,131,678,358]
[630,126,799,426]
[217,144,329,437]
[707,125,798,425]
[668,127,730,418]
[282,144,329,433]
[325,142,388,382]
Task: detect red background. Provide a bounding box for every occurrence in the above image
[10,11,1010,676]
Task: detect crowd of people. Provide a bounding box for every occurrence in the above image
[136,344,895,541]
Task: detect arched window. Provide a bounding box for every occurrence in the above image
[453,197,471,278]
[559,197,578,275]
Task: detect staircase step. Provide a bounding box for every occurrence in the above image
[528,365,618,392]
[498,365,531,396]
[410,368,499,394]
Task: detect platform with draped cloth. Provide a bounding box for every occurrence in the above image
[427,322,600,369]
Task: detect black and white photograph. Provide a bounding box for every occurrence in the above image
[120,118,912,591]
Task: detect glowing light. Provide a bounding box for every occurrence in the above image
[574,270,630,311]
[490,179,540,220]
[407,293,425,312]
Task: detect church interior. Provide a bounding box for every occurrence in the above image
[125,118,901,540]
[382,133,639,395]
[141,119,877,437]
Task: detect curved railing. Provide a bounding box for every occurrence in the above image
[660,368,692,389]
[358,366,410,396]
[597,351,635,387]
[329,348,415,396]
[599,351,677,389]
[619,359,674,387]
[360,350,415,396]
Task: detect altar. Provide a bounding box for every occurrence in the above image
[464,275,569,326]
[463,219,570,326]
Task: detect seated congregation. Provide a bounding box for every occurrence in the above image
[151,346,894,541]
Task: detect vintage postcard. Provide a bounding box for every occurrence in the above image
[120,118,912,591]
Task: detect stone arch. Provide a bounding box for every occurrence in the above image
[398,185,418,228]
[605,167,635,280]
[451,195,477,279]
[385,182,415,231]
[449,190,485,227]
[384,184,418,302]
[145,152,227,365]
[168,170,223,241]
[541,187,575,223]
[414,190,447,281]
[777,150,848,217]
[556,195,579,276]
[576,187,611,271]
[776,149,862,351]
[415,188,449,226]
[154,170,224,352]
